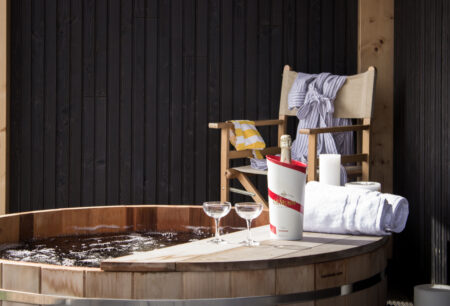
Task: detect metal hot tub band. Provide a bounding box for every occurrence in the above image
[0,270,385,305]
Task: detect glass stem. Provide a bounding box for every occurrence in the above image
[215,218,220,240]
[246,219,252,242]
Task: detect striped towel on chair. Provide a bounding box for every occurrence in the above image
[229,120,267,170]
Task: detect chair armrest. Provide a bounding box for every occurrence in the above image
[299,124,370,135]
[208,122,233,129]
[209,119,284,129]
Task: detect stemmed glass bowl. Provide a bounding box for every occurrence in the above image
[202,201,232,244]
[235,202,263,246]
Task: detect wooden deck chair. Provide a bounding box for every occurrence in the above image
[208,65,376,207]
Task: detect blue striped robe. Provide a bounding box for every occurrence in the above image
[288,72,353,184]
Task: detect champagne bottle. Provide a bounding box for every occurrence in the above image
[280,134,292,163]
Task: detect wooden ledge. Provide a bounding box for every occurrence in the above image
[228,146,280,159]
[299,124,370,135]
[209,119,284,129]
[101,225,388,272]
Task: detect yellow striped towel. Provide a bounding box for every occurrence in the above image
[229,120,265,160]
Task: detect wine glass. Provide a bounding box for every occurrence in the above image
[235,202,264,246]
[202,201,232,244]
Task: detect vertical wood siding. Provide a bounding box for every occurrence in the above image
[10,0,357,211]
[395,0,449,285]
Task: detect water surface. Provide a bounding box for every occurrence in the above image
[0,226,242,267]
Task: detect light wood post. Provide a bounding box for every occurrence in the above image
[358,0,394,192]
[307,134,317,182]
[0,0,9,214]
[362,118,371,181]
[277,115,287,147]
[220,127,230,202]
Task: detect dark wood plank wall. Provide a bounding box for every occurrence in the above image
[395,0,449,286]
[10,0,357,212]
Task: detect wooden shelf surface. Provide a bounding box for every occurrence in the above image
[101,225,387,272]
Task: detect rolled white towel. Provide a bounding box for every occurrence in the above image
[343,181,409,233]
[379,193,409,233]
[304,182,398,235]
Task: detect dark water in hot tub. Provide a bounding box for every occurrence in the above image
[0,226,242,268]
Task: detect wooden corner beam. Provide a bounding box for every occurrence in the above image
[358,0,394,192]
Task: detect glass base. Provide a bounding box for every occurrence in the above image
[208,237,228,244]
[240,239,260,247]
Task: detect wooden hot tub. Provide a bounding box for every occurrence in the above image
[0,205,388,305]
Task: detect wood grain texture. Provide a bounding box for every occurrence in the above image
[275,264,315,294]
[0,204,267,240]
[43,0,57,210]
[307,134,318,181]
[346,245,386,283]
[94,0,108,205]
[0,205,267,240]
[394,0,449,286]
[204,16,219,180]
[33,206,132,238]
[361,118,371,181]
[183,271,231,298]
[58,206,130,236]
[32,210,63,239]
[133,206,158,232]
[358,0,394,192]
[169,0,183,203]
[155,205,191,232]
[316,295,347,306]
[55,0,70,208]
[279,302,314,306]
[230,269,276,297]
[106,0,120,205]
[0,0,8,215]
[81,0,95,206]
[143,10,158,204]
[194,7,208,191]
[3,0,13,214]
[156,0,171,204]
[131,10,145,205]
[41,267,84,297]
[119,0,133,204]
[84,270,132,299]
[0,206,387,303]
[315,259,347,290]
[9,0,358,211]
[68,0,83,207]
[220,127,230,202]
[102,225,388,273]
[2,262,40,293]
[134,271,183,299]
[0,214,18,243]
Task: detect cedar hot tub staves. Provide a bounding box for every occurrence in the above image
[0,205,388,305]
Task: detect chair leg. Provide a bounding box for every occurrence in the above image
[362,120,371,181]
[236,172,268,208]
[220,127,230,202]
[307,134,318,182]
[278,115,287,146]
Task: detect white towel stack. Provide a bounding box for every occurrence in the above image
[304,182,409,235]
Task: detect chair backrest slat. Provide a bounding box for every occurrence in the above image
[278,66,298,117]
[279,66,376,119]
